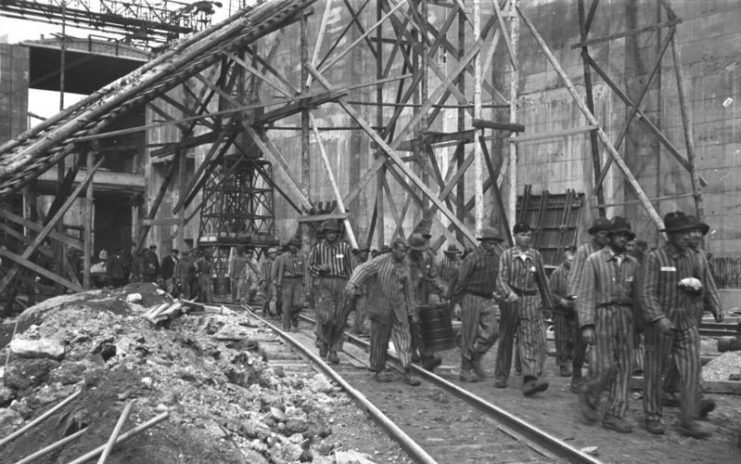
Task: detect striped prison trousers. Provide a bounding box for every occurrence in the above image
[643,323,701,422]
[554,312,576,369]
[280,277,304,331]
[582,305,634,419]
[494,294,547,383]
[315,277,349,352]
[369,317,412,371]
[460,294,499,362]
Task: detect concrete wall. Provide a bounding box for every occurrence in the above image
[0,44,28,142]
[492,0,741,261]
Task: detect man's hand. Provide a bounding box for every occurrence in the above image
[505,292,519,303]
[714,311,724,323]
[656,316,674,334]
[453,303,462,319]
[581,326,596,345]
[344,284,356,298]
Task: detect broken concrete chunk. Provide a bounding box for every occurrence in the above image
[10,338,65,360]
[308,373,335,394]
[334,450,377,464]
[126,293,143,303]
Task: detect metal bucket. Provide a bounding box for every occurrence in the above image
[212,277,231,296]
[418,304,456,352]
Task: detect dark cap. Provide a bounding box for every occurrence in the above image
[407,233,428,251]
[444,244,461,254]
[609,216,636,240]
[477,227,505,242]
[660,211,695,233]
[588,217,612,235]
[513,222,532,234]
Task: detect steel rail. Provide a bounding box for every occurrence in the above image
[229,304,439,464]
[297,313,603,464]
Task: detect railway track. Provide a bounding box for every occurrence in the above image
[225,303,601,464]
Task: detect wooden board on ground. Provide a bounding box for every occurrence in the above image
[630,376,741,395]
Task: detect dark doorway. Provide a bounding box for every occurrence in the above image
[94,194,131,256]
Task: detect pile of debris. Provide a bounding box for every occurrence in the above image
[0,283,373,463]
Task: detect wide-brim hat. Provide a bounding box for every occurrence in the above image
[687,215,710,235]
[287,237,301,247]
[660,211,695,233]
[407,232,428,251]
[477,227,505,242]
[608,216,636,240]
[321,220,342,232]
[588,217,612,235]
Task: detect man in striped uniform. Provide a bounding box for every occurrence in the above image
[495,223,549,396]
[438,244,462,299]
[309,220,354,364]
[259,247,278,318]
[576,217,639,433]
[641,211,716,438]
[346,239,421,386]
[273,237,308,331]
[451,227,503,382]
[549,245,577,377]
[663,216,722,416]
[350,248,371,335]
[567,217,611,393]
[407,232,448,371]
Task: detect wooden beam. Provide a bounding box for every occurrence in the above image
[0,156,104,294]
[583,54,707,187]
[308,65,477,244]
[244,125,313,212]
[0,209,83,250]
[472,119,525,132]
[310,116,358,248]
[0,247,82,293]
[593,27,675,192]
[318,0,408,74]
[670,32,704,217]
[296,212,349,223]
[571,18,682,48]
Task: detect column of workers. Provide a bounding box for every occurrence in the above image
[91,209,723,439]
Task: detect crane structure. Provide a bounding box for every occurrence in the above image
[0,0,221,45]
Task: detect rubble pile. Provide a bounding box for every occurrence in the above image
[0,284,371,464]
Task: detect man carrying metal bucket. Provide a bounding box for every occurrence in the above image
[407,232,448,371]
[450,227,504,382]
[345,238,421,386]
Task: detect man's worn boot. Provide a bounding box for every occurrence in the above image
[471,356,488,379]
[459,358,478,382]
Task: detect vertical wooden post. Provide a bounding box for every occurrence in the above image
[301,12,311,248]
[83,143,96,289]
[507,0,520,227]
[577,0,606,217]
[177,149,186,251]
[670,34,703,218]
[472,0,483,233]
[456,6,466,241]
[375,0,385,248]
